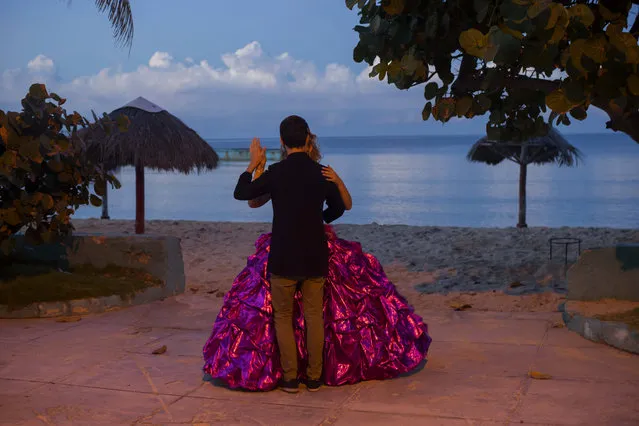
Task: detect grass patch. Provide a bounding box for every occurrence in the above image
[596,308,639,331]
[0,262,163,311]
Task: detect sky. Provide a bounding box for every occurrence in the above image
[0,0,613,138]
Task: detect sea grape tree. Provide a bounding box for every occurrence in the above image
[346,0,639,143]
[0,84,124,254]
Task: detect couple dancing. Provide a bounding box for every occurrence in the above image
[202,115,432,393]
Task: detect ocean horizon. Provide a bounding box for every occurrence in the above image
[75,132,639,229]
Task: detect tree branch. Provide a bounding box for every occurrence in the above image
[454,71,639,142]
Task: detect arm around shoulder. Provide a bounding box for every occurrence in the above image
[323,181,346,224]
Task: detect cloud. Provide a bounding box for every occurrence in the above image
[148,51,173,69]
[0,42,453,136]
[27,54,55,74]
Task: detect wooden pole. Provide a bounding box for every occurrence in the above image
[101,172,110,220]
[135,162,145,234]
[517,162,528,228]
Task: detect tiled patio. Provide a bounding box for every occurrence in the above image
[1,294,638,425]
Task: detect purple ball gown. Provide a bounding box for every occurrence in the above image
[202,226,432,391]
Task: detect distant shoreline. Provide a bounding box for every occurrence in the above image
[203,132,627,141]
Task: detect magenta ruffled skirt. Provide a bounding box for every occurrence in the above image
[202,226,431,391]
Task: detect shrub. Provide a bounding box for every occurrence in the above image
[0,84,124,254]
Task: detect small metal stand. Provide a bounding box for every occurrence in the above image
[549,237,582,266]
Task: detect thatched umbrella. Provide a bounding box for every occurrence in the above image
[467,127,583,228]
[85,97,219,234]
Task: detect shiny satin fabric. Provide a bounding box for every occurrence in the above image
[202,226,432,391]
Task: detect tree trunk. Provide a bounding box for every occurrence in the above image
[135,162,145,234]
[101,172,110,220]
[517,162,528,228]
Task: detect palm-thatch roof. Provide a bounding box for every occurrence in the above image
[84,97,218,173]
[467,127,583,166]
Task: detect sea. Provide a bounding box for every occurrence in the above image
[74,133,639,229]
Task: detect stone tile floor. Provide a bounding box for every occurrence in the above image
[1,294,638,425]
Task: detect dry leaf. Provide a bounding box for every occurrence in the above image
[451,303,472,311]
[55,316,81,323]
[189,287,199,293]
[152,345,167,355]
[510,281,523,288]
[551,321,565,328]
[529,371,552,380]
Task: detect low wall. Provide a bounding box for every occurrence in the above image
[1,233,185,318]
[567,244,639,302]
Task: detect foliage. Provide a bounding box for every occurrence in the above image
[0,84,124,254]
[63,1,134,48]
[347,0,639,143]
[93,0,134,49]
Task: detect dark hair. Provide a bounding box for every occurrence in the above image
[279,115,309,149]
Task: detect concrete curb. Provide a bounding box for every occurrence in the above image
[1,233,186,319]
[0,279,181,319]
[559,302,639,355]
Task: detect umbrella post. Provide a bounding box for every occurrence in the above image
[101,171,110,220]
[135,162,145,234]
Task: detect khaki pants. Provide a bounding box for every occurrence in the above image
[270,274,325,381]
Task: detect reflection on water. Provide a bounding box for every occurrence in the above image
[75,134,639,228]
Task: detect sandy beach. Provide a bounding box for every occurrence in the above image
[74,219,638,312]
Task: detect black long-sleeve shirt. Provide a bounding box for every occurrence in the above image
[234,152,345,277]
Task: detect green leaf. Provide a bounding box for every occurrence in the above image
[528,0,551,19]
[2,209,21,226]
[50,92,67,105]
[432,98,456,122]
[474,0,491,23]
[476,94,492,112]
[455,96,473,117]
[598,3,621,22]
[353,43,366,63]
[28,84,48,100]
[569,107,587,121]
[627,74,639,96]
[546,89,574,114]
[568,4,595,27]
[491,30,521,65]
[115,114,130,132]
[422,102,432,120]
[500,0,528,22]
[486,125,502,141]
[563,79,587,104]
[434,58,454,85]
[425,13,438,39]
[459,29,489,59]
[0,238,16,256]
[18,138,42,161]
[424,82,438,100]
[94,178,107,197]
[41,194,54,210]
[90,194,103,207]
[545,3,567,30]
[569,39,588,76]
[345,0,358,10]
[582,37,607,64]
